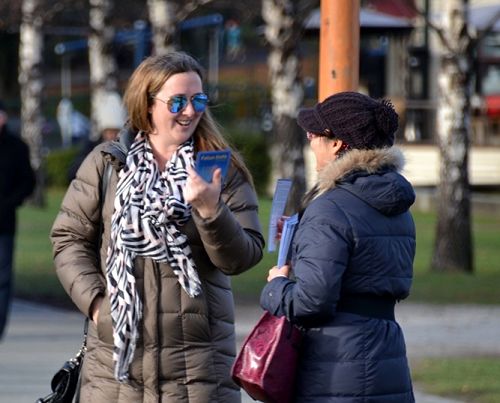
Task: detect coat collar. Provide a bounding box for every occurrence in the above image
[303,147,406,206]
[101,127,135,168]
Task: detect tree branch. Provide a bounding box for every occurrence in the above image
[176,0,214,21]
[407,1,458,52]
[473,9,500,47]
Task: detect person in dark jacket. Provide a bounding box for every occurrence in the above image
[0,100,36,340]
[260,91,416,402]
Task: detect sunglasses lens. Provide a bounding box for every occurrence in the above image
[192,94,209,112]
[168,96,188,113]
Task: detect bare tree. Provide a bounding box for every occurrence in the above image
[147,0,215,56]
[147,0,178,55]
[18,0,45,205]
[14,0,88,205]
[425,0,500,273]
[262,0,318,209]
[89,0,119,140]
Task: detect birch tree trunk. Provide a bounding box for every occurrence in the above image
[18,0,45,206]
[432,0,473,272]
[89,0,118,141]
[147,0,177,55]
[262,0,306,210]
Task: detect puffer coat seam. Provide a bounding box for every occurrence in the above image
[204,289,224,402]
[153,261,161,400]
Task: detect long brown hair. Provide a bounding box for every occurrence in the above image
[123,51,253,185]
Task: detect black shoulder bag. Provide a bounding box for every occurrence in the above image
[37,163,113,403]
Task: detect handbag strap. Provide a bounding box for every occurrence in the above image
[75,318,89,359]
[97,162,113,251]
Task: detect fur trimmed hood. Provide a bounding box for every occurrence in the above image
[305,147,415,216]
[317,147,405,194]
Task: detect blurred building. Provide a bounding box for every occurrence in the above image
[302,0,500,188]
[1,1,499,187]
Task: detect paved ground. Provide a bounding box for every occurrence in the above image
[1,299,499,403]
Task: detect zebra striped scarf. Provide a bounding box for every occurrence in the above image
[105,132,201,382]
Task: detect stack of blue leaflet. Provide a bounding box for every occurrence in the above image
[267,179,293,253]
[277,213,299,268]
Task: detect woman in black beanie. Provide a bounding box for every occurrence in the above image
[260,91,416,402]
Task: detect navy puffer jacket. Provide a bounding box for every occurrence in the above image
[260,147,416,402]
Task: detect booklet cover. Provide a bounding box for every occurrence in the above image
[195,149,231,183]
[267,179,293,252]
[277,213,299,268]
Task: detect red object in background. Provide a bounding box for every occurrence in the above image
[485,95,500,118]
[366,0,418,19]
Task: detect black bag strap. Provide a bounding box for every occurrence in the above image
[98,163,113,249]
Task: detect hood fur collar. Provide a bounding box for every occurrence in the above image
[316,147,406,195]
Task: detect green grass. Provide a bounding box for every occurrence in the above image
[234,205,500,305]
[14,189,500,304]
[14,188,73,306]
[408,209,500,305]
[412,357,500,403]
[231,196,276,300]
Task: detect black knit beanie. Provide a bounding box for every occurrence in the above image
[297,91,398,149]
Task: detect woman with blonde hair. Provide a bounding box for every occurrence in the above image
[51,51,264,402]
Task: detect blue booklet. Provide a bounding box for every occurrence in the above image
[195,150,231,183]
[276,213,299,268]
[267,179,293,252]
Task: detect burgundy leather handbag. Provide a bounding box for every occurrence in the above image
[231,311,303,403]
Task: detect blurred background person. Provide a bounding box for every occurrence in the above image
[0,99,36,341]
[57,97,91,148]
[224,19,245,62]
[67,91,126,182]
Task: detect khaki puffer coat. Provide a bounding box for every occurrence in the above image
[50,134,265,403]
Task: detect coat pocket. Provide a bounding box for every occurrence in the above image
[96,294,114,345]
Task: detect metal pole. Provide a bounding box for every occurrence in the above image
[318,0,360,101]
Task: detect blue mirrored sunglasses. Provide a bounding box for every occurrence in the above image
[154,93,209,113]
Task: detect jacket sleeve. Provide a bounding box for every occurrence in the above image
[50,148,107,317]
[260,198,351,326]
[192,167,265,275]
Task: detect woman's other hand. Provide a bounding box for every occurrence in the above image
[275,215,289,242]
[90,295,104,323]
[185,166,222,219]
[267,264,290,282]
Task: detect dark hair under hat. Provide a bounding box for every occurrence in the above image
[297,91,398,150]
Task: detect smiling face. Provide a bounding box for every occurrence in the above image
[149,71,204,148]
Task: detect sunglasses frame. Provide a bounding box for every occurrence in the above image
[306,131,350,152]
[306,132,324,141]
[153,93,209,114]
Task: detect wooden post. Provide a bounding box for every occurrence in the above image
[318,0,360,101]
